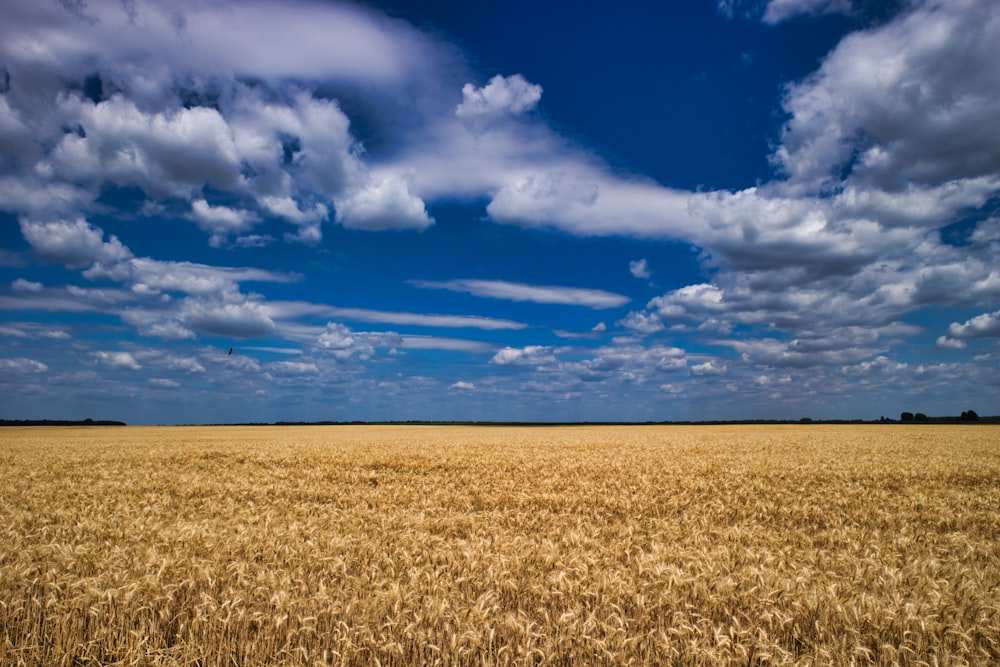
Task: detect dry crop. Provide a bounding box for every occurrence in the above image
[1,424,998,665]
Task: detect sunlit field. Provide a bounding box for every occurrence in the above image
[2,424,998,665]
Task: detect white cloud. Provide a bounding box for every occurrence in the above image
[94,351,141,370]
[411,279,628,309]
[629,259,651,280]
[450,381,476,390]
[19,218,132,268]
[48,95,244,199]
[149,378,180,388]
[190,200,256,246]
[690,360,727,376]
[617,311,665,335]
[0,1,445,244]
[971,217,1000,245]
[258,197,328,227]
[567,344,687,380]
[316,322,401,361]
[726,334,884,369]
[399,336,496,353]
[649,283,726,320]
[162,355,205,373]
[945,309,1000,341]
[456,74,542,123]
[774,0,1000,192]
[490,345,556,367]
[121,309,196,340]
[0,1,418,87]
[334,176,433,231]
[267,302,526,331]
[108,258,300,298]
[11,278,43,292]
[0,357,48,373]
[763,0,852,24]
[267,361,319,376]
[180,299,276,338]
[484,169,696,239]
[935,335,966,350]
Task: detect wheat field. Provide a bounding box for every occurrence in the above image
[1,424,998,665]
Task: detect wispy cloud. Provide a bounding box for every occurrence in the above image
[265,301,527,331]
[399,336,498,353]
[411,279,629,309]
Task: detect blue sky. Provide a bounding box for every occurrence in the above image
[1,0,998,424]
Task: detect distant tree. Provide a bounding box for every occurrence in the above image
[900,412,914,422]
[83,418,93,424]
[961,410,980,421]
[915,413,928,421]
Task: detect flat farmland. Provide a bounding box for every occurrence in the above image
[1,424,998,665]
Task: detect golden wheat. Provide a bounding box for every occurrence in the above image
[1,424,998,665]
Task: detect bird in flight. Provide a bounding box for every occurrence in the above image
[228,348,234,356]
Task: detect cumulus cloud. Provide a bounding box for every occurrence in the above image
[0,0,448,243]
[649,283,726,320]
[334,176,433,231]
[490,345,556,367]
[563,344,687,382]
[190,200,257,246]
[450,381,476,390]
[935,335,966,350]
[121,309,196,340]
[47,95,244,198]
[411,279,628,309]
[455,74,542,123]
[970,217,1000,245]
[316,322,401,360]
[726,336,880,369]
[774,0,1000,193]
[943,310,1000,342]
[180,299,275,338]
[161,355,205,373]
[617,311,665,335]
[94,351,142,370]
[690,360,727,376]
[19,218,132,268]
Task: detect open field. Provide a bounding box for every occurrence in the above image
[1,424,998,665]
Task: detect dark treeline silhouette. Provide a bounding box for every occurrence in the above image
[896,409,988,424]
[224,416,1000,427]
[0,419,127,426]
[4,414,996,427]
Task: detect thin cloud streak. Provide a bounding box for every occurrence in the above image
[410,279,629,309]
[264,301,528,331]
